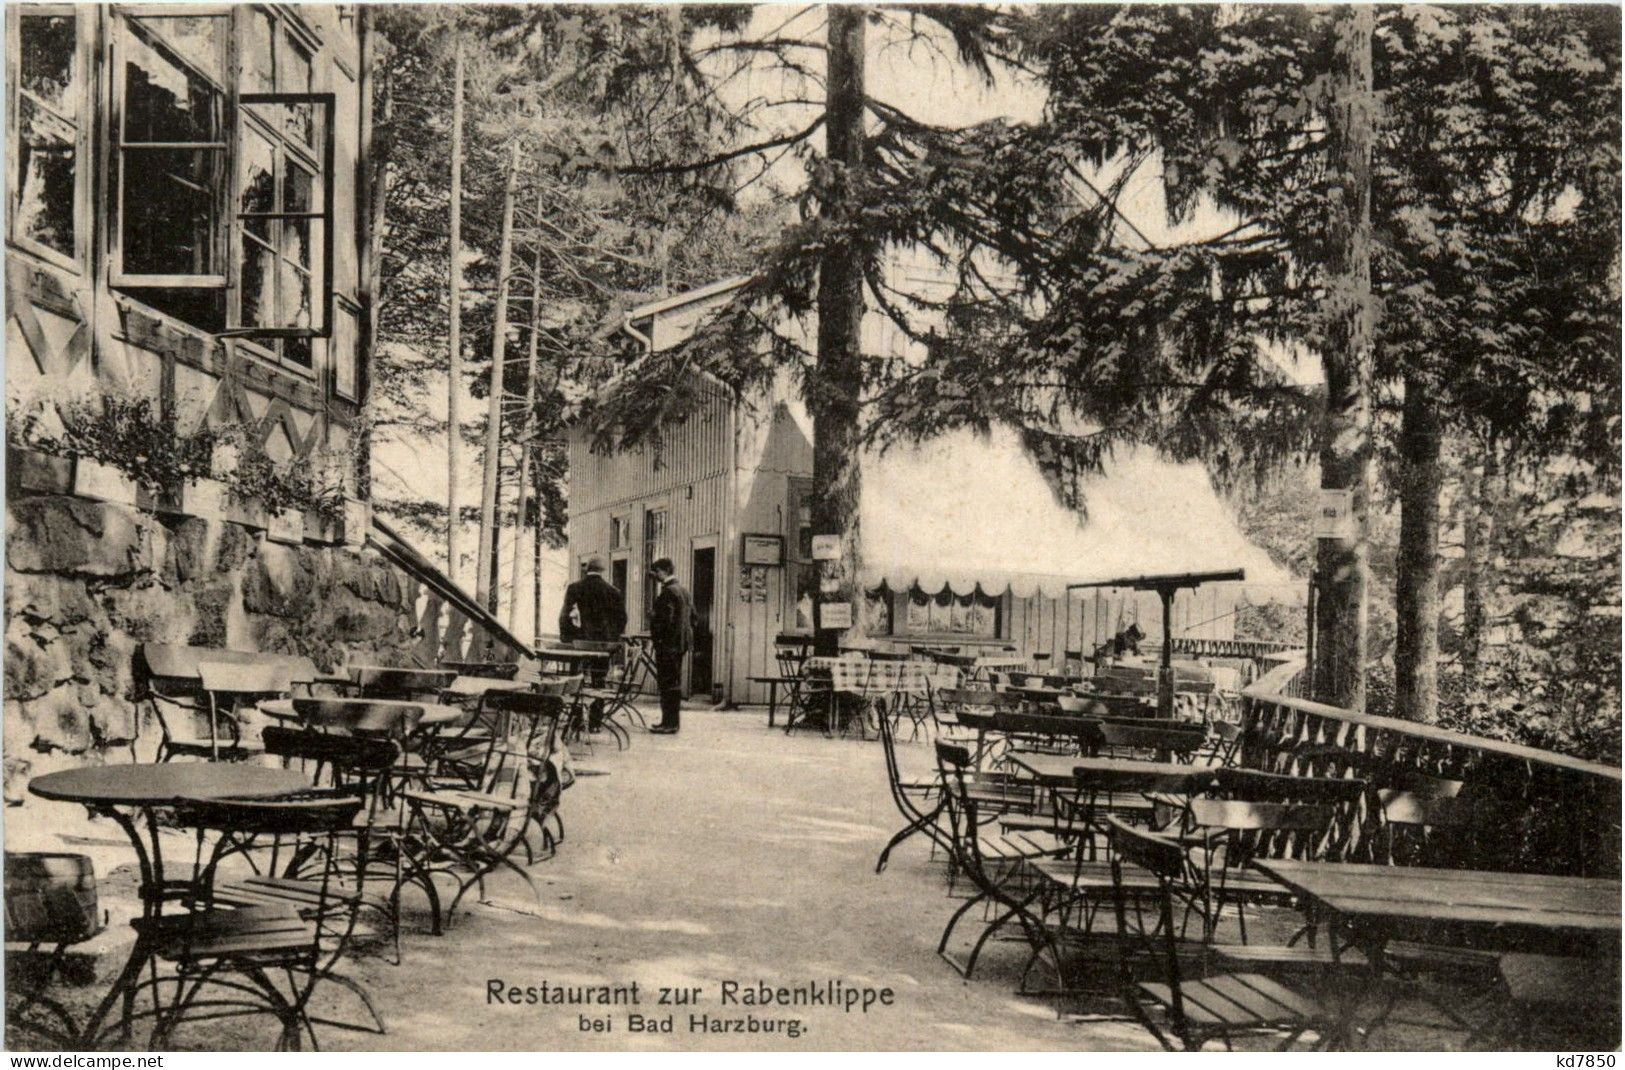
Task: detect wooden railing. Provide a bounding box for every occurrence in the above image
[1170,637,1305,662]
[367,516,533,665]
[1240,659,1622,877]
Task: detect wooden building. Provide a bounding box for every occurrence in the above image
[8,4,372,480]
[567,277,1300,706]
[3,6,524,797]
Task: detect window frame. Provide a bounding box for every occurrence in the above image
[642,506,669,629]
[329,292,361,399]
[6,4,90,273]
[226,89,336,343]
[108,4,233,290]
[104,4,335,359]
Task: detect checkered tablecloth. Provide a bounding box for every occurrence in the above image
[971,655,1029,672]
[805,657,961,697]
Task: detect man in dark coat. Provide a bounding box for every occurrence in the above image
[559,557,628,643]
[560,558,626,690]
[648,557,694,734]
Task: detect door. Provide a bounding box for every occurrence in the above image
[690,543,716,696]
[610,557,629,624]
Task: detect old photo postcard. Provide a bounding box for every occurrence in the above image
[3,1,1620,1055]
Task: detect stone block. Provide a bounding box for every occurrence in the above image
[374,561,403,606]
[187,582,233,647]
[5,631,70,702]
[6,497,158,578]
[6,570,101,629]
[99,580,187,644]
[242,543,314,617]
[162,517,210,585]
[213,521,255,574]
[3,752,33,806]
[89,695,139,746]
[23,685,96,753]
[340,555,377,600]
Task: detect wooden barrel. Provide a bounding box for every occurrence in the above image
[4,852,100,945]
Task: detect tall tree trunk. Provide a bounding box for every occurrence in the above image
[1312,6,1375,712]
[1461,433,1497,676]
[1394,374,1442,722]
[476,143,522,614]
[810,4,866,658]
[507,196,544,634]
[446,35,466,587]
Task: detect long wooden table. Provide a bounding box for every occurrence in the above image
[1251,859,1622,1044]
[953,708,1101,763]
[1252,859,1623,935]
[1008,752,1215,790]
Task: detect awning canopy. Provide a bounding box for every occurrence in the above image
[858,427,1303,603]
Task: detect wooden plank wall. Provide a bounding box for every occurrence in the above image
[1003,583,1234,665]
[566,383,731,692]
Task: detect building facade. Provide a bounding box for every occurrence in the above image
[567,279,1286,706]
[4,5,520,803]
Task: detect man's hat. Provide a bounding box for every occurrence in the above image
[584,556,605,574]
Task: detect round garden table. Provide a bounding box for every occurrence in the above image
[28,762,311,1044]
[347,665,459,697]
[261,697,464,733]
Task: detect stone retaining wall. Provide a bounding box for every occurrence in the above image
[3,494,440,805]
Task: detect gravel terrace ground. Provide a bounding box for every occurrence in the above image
[10,706,1480,1052]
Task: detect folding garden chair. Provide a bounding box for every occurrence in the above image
[1026,761,1204,959]
[930,688,1036,814]
[205,728,425,963]
[1105,816,1333,1051]
[136,792,384,1050]
[1370,780,1506,1015]
[1177,799,1338,946]
[580,639,651,736]
[1096,721,1207,765]
[137,647,279,763]
[932,742,1067,983]
[873,692,950,874]
[401,691,567,923]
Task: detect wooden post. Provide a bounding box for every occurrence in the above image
[1311,6,1375,712]
[446,34,466,587]
[810,3,866,657]
[1157,586,1175,719]
[533,465,544,643]
[355,6,382,502]
[476,143,521,614]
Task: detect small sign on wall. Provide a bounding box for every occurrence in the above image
[1313,488,1354,539]
[819,601,853,629]
[742,534,784,566]
[811,534,841,560]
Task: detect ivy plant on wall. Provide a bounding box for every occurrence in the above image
[9,389,349,522]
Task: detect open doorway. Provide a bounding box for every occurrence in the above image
[690,542,716,696]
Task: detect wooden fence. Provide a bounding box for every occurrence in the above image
[1239,660,1621,877]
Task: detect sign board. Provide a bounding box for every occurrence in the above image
[819,602,853,629]
[810,534,841,561]
[741,534,784,566]
[1313,488,1354,539]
